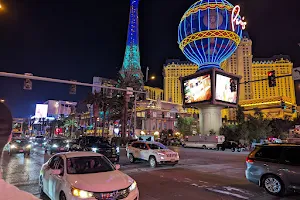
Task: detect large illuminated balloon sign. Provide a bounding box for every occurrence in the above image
[178,0,247,71]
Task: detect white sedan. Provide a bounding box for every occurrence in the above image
[39,152,139,200]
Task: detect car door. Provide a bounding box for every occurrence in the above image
[47,156,61,200]
[51,156,65,200]
[43,156,58,197]
[139,143,149,160]
[253,146,284,175]
[131,143,141,159]
[281,147,300,190]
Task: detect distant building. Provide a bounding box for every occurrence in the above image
[135,99,192,137]
[239,55,297,119]
[144,86,164,100]
[44,100,77,118]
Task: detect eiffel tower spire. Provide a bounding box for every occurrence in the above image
[120,0,144,84]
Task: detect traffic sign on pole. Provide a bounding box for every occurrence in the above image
[292,67,300,80]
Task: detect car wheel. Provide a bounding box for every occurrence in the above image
[149,156,157,168]
[128,154,135,163]
[59,191,67,200]
[202,145,207,149]
[39,176,46,197]
[263,175,285,196]
[231,148,235,152]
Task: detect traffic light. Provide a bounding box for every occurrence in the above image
[230,79,237,92]
[292,105,296,113]
[281,100,286,109]
[268,70,276,87]
[69,80,77,95]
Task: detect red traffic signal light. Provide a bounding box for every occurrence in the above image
[268,70,276,87]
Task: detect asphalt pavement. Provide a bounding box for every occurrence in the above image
[0,146,299,200]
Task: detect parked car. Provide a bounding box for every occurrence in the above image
[8,139,31,157]
[44,138,69,154]
[39,152,139,200]
[245,144,300,196]
[127,141,179,168]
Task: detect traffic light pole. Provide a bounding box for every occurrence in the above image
[240,74,292,84]
[0,72,146,94]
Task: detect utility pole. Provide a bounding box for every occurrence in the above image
[133,94,137,137]
[145,67,149,82]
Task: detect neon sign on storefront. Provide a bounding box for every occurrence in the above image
[231,5,247,31]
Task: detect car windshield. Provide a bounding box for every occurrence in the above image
[13,140,28,145]
[52,139,66,145]
[67,156,114,174]
[148,143,167,150]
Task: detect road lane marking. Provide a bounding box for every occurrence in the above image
[206,188,249,199]
[223,186,252,195]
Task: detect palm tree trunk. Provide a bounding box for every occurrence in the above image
[121,95,128,138]
[94,117,97,136]
[102,108,106,137]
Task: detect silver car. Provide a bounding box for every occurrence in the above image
[245,144,300,196]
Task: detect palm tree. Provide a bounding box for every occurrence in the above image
[85,92,103,136]
[64,119,78,138]
[117,70,143,138]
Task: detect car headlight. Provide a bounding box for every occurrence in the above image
[26,145,31,149]
[71,187,93,198]
[92,147,98,152]
[34,142,38,145]
[11,144,17,149]
[66,144,70,148]
[129,181,137,192]
[116,147,120,153]
[157,152,165,156]
[52,144,58,148]
[43,142,47,145]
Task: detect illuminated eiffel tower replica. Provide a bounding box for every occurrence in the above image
[120,0,144,86]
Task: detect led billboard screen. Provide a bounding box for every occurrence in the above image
[35,104,48,118]
[215,74,238,104]
[183,74,211,104]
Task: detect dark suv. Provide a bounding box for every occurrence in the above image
[245,144,300,196]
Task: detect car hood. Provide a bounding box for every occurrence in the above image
[156,149,175,154]
[67,170,134,192]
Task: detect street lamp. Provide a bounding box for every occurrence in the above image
[150,75,156,80]
[0,99,5,103]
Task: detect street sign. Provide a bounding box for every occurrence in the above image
[292,67,300,80]
[23,73,33,90]
[126,87,133,95]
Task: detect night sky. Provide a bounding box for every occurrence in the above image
[0,0,299,118]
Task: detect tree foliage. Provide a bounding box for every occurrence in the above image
[177,117,195,136]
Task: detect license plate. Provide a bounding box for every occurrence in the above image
[171,159,175,162]
[19,150,24,152]
[60,148,64,151]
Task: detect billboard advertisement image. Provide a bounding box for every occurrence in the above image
[184,74,211,104]
[215,74,238,104]
[35,104,48,118]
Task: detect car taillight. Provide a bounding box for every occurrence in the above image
[246,157,254,164]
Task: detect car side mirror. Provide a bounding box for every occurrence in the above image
[115,164,121,170]
[50,169,62,175]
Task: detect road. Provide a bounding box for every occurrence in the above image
[0,146,299,200]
